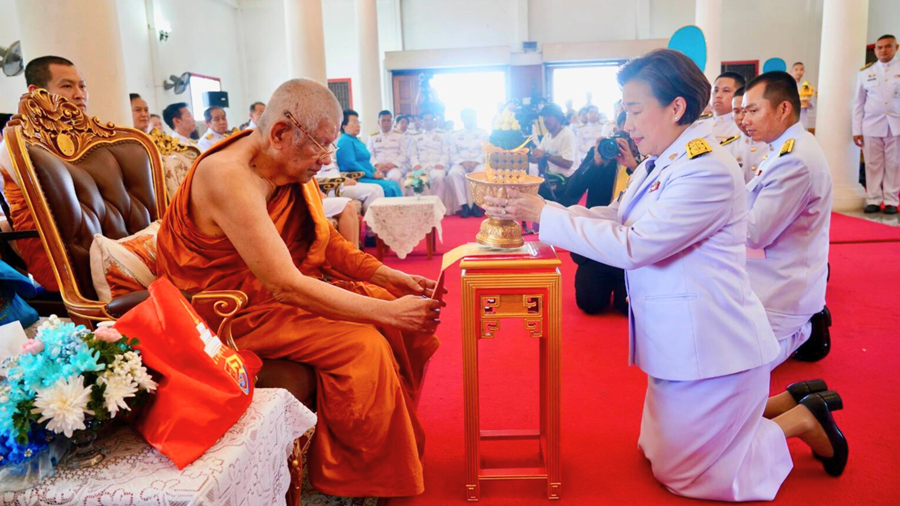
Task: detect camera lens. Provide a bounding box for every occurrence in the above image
[598,138,619,159]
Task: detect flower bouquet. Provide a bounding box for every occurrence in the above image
[0,316,156,491]
[403,169,430,196]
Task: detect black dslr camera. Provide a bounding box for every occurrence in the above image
[598,131,632,160]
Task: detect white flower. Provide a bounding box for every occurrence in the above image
[112,352,157,393]
[31,376,94,438]
[97,372,138,418]
[36,315,64,333]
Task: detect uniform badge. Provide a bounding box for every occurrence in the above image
[669,153,678,160]
[779,139,795,157]
[686,138,712,159]
[720,135,739,146]
[649,181,661,193]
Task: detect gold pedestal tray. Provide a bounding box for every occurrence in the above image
[466,172,544,249]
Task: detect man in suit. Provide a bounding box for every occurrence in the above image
[741,71,833,366]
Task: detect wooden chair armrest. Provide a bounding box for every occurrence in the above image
[343,171,365,181]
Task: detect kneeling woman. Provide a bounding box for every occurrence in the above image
[485,49,848,502]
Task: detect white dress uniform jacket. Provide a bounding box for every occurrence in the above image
[197,129,227,153]
[172,131,197,146]
[448,127,489,207]
[410,129,458,214]
[853,54,900,137]
[367,129,410,184]
[702,112,742,145]
[721,133,767,183]
[746,121,831,344]
[574,122,605,164]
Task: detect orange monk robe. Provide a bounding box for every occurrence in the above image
[156,130,440,498]
[1,172,59,292]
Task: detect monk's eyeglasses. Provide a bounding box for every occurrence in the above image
[283,111,339,160]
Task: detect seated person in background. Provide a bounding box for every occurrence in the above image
[531,104,576,202]
[241,101,265,130]
[156,78,442,497]
[395,114,410,134]
[197,106,230,153]
[0,55,90,292]
[574,105,605,164]
[409,111,459,214]
[336,109,402,197]
[447,108,489,218]
[700,71,744,143]
[149,113,164,132]
[162,102,198,145]
[367,110,409,186]
[741,71,833,369]
[721,87,767,182]
[559,111,639,315]
[130,93,151,133]
[317,161,384,213]
[321,192,360,247]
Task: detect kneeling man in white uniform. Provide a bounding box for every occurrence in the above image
[741,71,832,368]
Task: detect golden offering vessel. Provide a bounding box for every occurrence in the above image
[467,170,543,249]
[799,81,815,109]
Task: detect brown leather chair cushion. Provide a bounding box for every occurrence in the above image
[28,142,157,300]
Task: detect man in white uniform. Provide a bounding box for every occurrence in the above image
[410,111,458,214]
[741,71,833,367]
[241,101,265,130]
[575,105,605,165]
[197,106,230,153]
[720,87,767,182]
[162,102,197,146]
[790,62,816,130]
[130,93,151,133]
[367,110,409,186]
[853,34,900,214]
[447,108,488,218]
[700,72,744,144]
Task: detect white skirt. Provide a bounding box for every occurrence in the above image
[638,364,793,502]
[322,196,351,219]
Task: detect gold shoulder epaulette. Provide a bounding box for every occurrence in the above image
[204,133,214,140]
[686,138,712,159]
[860,61,875,71]
[393,129,403,134]
[720,134,740,146]
[699,112,713,120]
[370,131,379,136]
[779,139,795,157]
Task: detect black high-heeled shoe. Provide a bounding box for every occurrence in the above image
[786,379,830,405]
[799,390,848,477]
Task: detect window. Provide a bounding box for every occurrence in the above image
[721,61,759,85]
[328,79,353,110]
[548,63,624,121]
[428,70,507,131]
[188,74,222,121]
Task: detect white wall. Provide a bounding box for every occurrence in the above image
[529,0,647,44]
[401,0,515,50]
[117,0,156,111]
[868,0,900,43]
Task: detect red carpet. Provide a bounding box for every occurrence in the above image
[829,212,900,244]
[376,216,900,505]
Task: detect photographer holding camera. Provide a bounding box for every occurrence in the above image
[559,111,640,314]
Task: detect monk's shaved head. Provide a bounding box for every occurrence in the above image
[259,78,342,142]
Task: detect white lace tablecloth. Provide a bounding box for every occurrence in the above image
[363,195,446,259]
[2,388,316,506]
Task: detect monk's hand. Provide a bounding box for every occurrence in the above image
[371,266,426,298]
[408,274,444,298]
[483,189,546,223]
[390,295,443,334]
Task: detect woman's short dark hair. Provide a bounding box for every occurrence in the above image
[341,109,358,132]
[617,49,711,126]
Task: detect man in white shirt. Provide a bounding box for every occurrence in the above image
[853,34,900,214]
[721,87,767,182]
[241,101,265,130]
[575,105,605,164]
[197,106,230,153]
[531,104,576,201]
[790,62,816,130]
[162,102,197,146]
[410,111,458,214]
[367,110,409,186]
[700,72,744,144]
[447,108,489,217]
[741,71,833,367]
[130,93,151,133]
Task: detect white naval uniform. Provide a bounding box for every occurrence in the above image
[172,131,197,147]
[853,54,900,206]
[367,129,410,185]
[574,122,605,166]
[721,133,767,183]
[410,129,458,214]
[447,127,489,208]
[746,121,832,368]
[317,164,384,213]
[539,120,789,501]
[700,112,742,145]
[197,129,227,153]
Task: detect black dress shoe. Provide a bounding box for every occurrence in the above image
[786,379,829,404]
[471,205,485,218]
[793,307,832,362]
[458,206,471,218]
[864,204,881,213]
[799,391,848,477]
[885,205,898,215]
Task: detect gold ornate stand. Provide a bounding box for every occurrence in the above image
[460,243,562,500]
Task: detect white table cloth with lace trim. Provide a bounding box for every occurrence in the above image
[1,388,316,506]
[363,195,446,259]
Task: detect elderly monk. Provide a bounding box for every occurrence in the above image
[156,79,442,497]
[1,56,90,292]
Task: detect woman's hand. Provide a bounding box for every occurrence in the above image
[615,138,639,170]
[373,172,384,179]
[483,188,546,223]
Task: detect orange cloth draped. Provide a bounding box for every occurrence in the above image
[1,174,59,292]
[156,130,440,497]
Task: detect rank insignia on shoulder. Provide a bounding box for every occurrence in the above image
[860,61,874,71]
[204,133,214,140]
[720,135,740,146]
[370,131,379,136]
[686,138,712,159]
[779,139,795,157]
[699,112,713,120]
